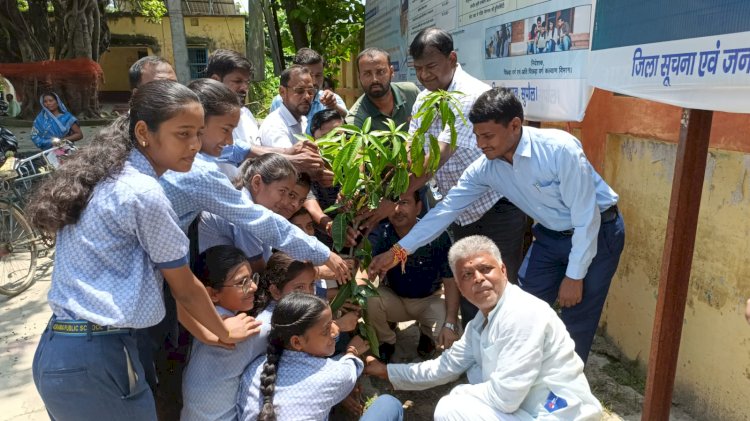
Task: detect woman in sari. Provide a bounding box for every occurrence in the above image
[31,93,82,150]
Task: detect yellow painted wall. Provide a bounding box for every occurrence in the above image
[101,15,246,92]
[601,135,750,421]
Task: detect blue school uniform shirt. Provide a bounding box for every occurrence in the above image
[197,188,270,262]
[181,304,274,421]
[400,126,619,280]
[237,348,363,421]
[48,150,188,328]
[159,152,330,265]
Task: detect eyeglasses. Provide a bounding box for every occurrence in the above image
[224,272,259,296]
[292,87,317,97]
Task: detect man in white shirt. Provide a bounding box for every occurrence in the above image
[269,48,348,134]
[206,50,328,183]
[259,65,314,148]
[205,49,261,167]
[365,235,602,421]
[360,28,528,331]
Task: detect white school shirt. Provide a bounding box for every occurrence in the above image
[387,284,602,420]
[48,150,188,328]
[159,152,330,265]
[181,304,273,421]
[197,188,271,262]
[237,349,362,421]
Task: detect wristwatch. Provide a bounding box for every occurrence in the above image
[443,322,458,333]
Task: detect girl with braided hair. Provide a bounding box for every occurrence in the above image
[237,293,404,421]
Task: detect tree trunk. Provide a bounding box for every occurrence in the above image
[281,0,309,50]
[246,0,266,80]
[260,0,283,73]
[269,0,286,70]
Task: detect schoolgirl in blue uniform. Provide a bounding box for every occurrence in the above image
[26,80,256,421]
[160,78,349,279]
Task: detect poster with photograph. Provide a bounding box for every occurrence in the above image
[588,0,750,113]
[365,0,595,121]
[364,0,411,82]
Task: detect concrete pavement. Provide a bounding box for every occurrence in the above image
[0,256,53,421]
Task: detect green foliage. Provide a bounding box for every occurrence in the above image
[132,0,167,23]
[318,90,463,254]
[247,58,280,118]
[315,90,465,355]
[280,0,364,75]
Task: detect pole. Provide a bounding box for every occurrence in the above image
[166,0,191,84]
[641,108,713,420]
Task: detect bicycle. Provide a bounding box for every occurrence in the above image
[0,139,76,296]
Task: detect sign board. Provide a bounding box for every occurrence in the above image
[589,0,750,113]
[364,0,595,121]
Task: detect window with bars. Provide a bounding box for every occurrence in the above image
[188,48,208,79]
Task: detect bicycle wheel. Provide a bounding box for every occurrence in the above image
[0,201,37,296]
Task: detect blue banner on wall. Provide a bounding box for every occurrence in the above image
[588,0,750,113]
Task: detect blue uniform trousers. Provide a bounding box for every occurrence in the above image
[32,320,156,421]
[519,212,625,363]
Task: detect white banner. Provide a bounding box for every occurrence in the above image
[588,0,750,113]
[365,0,595,122]
[588,32,750,113]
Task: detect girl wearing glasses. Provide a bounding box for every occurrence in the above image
[181,245,263,421]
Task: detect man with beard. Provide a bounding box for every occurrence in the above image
[270,48,348,135]
[206,50,328,182]
[365,191,460,363]
[259,66,316,147]
[346,48,419,131]
[363,29,528,333]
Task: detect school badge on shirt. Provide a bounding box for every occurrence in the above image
[544,391,568,412]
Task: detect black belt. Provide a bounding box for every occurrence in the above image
[557,204,619,236]
[50,319,133,336]
[601,204,619,224]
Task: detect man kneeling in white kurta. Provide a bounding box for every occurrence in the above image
[365,235,602,420]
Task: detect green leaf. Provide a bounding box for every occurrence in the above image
[341,165,361,196]
[410,133,426,177]
[391,137,402,160]
[361,117,372,134]
[367,134,389,157]
[415,94,442,117]
[365,322,380,358]
[428,134,441,173]
[330,280,352,313]
[359,236,373,269]
[418,107,436,134]
[331,213,350,252]
[322,202,345,214]
[334,134,363,177]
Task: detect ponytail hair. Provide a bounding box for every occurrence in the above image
[26,80,200,233]
[252,251,314,315]
[187,78,241,118]
[259,292,328,421]
[232,153,296,190]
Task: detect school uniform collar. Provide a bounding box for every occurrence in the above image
[128,149,158,179]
